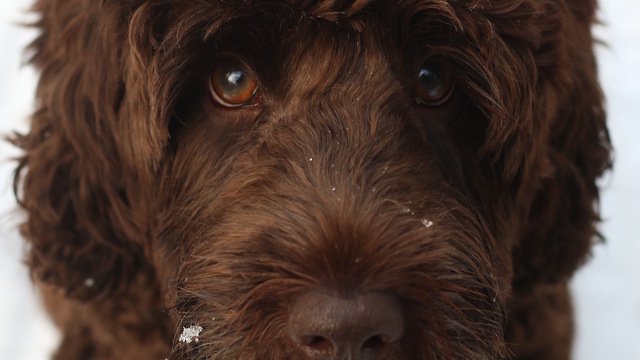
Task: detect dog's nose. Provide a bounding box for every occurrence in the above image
[288,291,404,360]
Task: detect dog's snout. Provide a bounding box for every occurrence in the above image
[288,291,404,360]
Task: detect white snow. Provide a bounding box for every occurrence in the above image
[1,1,639,359]
[83,278,95,288]
[179,325,203,344]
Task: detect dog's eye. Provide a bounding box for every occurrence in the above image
[414,60,454,106]
[210,60,259,107]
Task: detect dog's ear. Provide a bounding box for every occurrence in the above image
[10,1,158,300]
[460,2,611,288]
[511,3,612,289]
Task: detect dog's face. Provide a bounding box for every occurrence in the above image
[17,0,610,359]
[151,2,513,358]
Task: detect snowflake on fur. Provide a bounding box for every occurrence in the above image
[179,325,203,344]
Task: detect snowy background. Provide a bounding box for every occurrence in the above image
[1,1,638,359]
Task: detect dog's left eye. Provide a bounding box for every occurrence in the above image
[414,59,454,106]
[209,60,260,107]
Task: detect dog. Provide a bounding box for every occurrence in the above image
[11,0,611,359]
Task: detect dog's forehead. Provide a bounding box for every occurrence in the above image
[194,0,469,87]
[217,0,456,17]
[197,0,465,32]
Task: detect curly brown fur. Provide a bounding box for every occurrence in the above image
[11,0,611,359]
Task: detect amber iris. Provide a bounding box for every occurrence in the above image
[210,61,259,107]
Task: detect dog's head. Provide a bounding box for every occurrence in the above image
[14,0,610,358]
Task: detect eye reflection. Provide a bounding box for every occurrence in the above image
[414,60,454,106]
[210,60,259,107]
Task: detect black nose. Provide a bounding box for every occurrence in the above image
[288,291,404,360]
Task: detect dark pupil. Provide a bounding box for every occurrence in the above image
[418,67,444,97]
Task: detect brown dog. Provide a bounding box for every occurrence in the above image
[12,0,611,359]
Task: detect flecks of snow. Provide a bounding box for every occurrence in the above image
[179,325,203,344]
[421,219,434,228]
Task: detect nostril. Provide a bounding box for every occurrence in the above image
[301,335,334,352]
[362,334,388,350]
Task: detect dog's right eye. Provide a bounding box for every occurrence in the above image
[414,59,454,107]
[209,60,260,108]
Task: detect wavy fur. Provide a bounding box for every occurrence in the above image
[12,0,610,359]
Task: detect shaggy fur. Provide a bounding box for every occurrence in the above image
[12,0,611,359]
